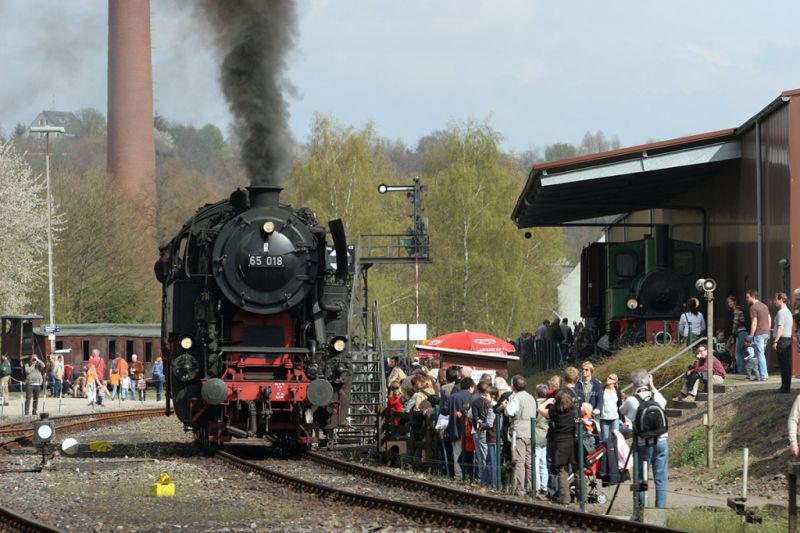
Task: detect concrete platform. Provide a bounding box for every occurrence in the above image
[0,393,164,424]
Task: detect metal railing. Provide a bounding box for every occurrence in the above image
[358,233,430,263]
[620,336,707,393]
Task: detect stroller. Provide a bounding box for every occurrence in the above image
[569,435,608,504]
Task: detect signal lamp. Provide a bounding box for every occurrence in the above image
[32,413,55,446]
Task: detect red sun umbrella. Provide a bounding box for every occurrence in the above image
[416,331,516,358]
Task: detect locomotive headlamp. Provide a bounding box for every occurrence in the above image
[626,297,639,311]
[332,338,347,352]
[262,221,275,234]
[180,336,193,350]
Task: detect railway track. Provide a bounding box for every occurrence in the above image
[217,448,683,532]
[0,408,164,532]
[0,408,164,439]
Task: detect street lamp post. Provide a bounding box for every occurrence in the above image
[30,125,64,358]
[697,277,718,468]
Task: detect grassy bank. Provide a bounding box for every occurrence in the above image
[509,343,696,395]
[667,505,787,532]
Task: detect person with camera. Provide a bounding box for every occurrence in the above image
[23,354,46,416]
[620,368,669,508]
[674,344,725,402]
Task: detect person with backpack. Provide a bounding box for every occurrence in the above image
[619,368,669,509]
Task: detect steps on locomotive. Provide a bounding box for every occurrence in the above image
[336,348,384,445]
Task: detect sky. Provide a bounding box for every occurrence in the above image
[2,0,800,154]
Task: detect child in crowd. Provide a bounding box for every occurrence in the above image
[744,336,758,380]
[137,375,147,401]
[580,402,599,435]
[109,367,120,401]
[120,371,130,401]
[580,402,600,456]
[714,329,734,372]
[96,381,109,406]
[386,383,403,422]
[85,364,98,406]
[544,375,561,399]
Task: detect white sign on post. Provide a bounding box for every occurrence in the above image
[390,323,428,341]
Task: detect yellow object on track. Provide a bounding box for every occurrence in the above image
[89,441,112,452]
[150,471,175,497]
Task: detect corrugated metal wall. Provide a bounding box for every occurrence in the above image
[760,105,791,298]
[607,103,792,369]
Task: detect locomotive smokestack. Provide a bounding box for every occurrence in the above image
[247,185,282,208]
[200,0,298,186]
[655,224,669,270]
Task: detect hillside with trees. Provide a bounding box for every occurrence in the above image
[0,109,617,336]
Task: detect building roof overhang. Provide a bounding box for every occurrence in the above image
[512,90,797,228]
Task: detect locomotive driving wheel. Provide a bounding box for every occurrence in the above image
[195,426,222,454]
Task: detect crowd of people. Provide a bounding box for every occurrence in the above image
[382,356,672,507]
[510,318,589,368]
[0,349,165,416]
[381,286,800,508]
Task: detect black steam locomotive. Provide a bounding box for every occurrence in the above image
[580,225,703,348]
[154,186,352,450]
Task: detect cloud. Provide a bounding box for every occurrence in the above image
[686,43,731,67]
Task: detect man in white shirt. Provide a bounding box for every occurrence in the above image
[502,375,538,496]
[773,292,794,393]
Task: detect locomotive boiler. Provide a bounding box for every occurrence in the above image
[580,224,703,347]
[154,185,352,450]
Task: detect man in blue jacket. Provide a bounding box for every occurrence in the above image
[576,361,604,415]
[442,377,475,481]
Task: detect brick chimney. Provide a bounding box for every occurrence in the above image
[107,0,156,220]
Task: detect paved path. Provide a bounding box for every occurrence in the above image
[0,393,164,423]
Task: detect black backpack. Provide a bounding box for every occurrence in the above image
[422,390,440,406]
[633,392,668,441]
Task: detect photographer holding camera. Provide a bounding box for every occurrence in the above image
[24,354,46,416]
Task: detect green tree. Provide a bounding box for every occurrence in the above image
[75,107,107,138]
[286,113,403,235]
[29,168,160,322]
[419,120,564,336]
[199,123,225,152]
[286,114,418,330]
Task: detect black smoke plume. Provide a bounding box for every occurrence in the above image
[200,0,297,185]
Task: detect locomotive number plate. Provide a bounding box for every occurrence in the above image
[247,254,284,268]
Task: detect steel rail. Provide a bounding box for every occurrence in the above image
[0,408,164,449]
[216,450,554,532]
[0,409,164,437]
[0,504,65,533]
[306,451,684,533]
[0,408,163,532]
